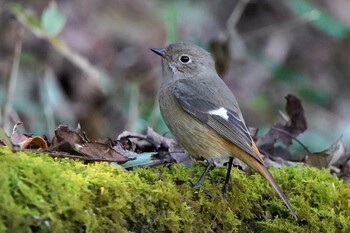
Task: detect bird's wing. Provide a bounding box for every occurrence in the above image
[172,79,264,164]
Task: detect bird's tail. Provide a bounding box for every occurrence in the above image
[254,161,298,220]
[225,140,297,220]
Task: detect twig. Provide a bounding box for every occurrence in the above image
[40,67,56,136]
[126,135,160,149]
[258,148,273,159]
[225,0,250,60]
[9,4,105,92]
[242,10,320,41]
[226,0,250,29]
[2,29,23,134]
[337,170,350,178]
[270,126,311,154]
[125,83,140,132]
[41,152,132,163]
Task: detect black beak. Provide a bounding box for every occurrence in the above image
[150,48,165,57]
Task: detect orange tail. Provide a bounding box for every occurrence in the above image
[225,140,297,220]
[254,159,297,220]
[235,142,298,220]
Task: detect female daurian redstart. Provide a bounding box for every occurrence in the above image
[151,42,297,220]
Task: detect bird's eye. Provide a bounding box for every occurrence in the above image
[179,55,191,64]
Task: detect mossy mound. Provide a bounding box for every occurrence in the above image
[0,148,349,232]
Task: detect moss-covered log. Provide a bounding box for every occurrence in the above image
[0,148,349,232]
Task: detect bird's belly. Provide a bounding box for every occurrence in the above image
[159,92,230,160]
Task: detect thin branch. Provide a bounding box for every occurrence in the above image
[126,135,160,149]
[2,29,23,134]
[337,170,350,178]
[226,0,250,29]
[242,10,321,41]
[270,126,311,154]
[40,67,57,136]
[10,5,105,92]
[225,0,250,60]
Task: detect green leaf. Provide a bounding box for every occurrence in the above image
[10,3,25,17]
[298,86,331,105]
[10,3,41,29]
[41,1,66,36]
[271,65,307,85]
[19,52,35,62]
[283,0,349,39]
[250,94,270,112]
[160,2,178,43]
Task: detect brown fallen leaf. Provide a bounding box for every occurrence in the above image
[168,142,191,164]
[116,127,192,167]
[258,94,308,160]
[117,131,153,152]
[146,127,174,149]
[140,127,192,164]
[338,157,350,183]
[11,122,29,146]
[77,140,131,163]
[51,125,132,163]
[285,94,307,135]
[209,38,231,77]
[51,125,86,154]
[11,122,48,151]
[304,136,345,169]
[264,156,300,168]
[20,136,48,152]
[117,127,175,153]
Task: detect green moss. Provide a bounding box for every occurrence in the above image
[0,147,349,232]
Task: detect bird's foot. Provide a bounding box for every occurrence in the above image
[222,184,229,200]
[189,180,213,199]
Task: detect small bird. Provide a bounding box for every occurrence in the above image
[151,42,297,220]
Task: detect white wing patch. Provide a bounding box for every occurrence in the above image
[208,107,229,120]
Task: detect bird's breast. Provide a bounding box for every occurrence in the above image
[159,86,232,160]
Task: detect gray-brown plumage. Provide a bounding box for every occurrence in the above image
[151,42,297,220]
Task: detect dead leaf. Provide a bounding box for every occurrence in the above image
[327,136,346,168]
[51,125,86,154]
[285,94,307,135]
[339,158,350,183]
[115,127,193,167]
[11,122,29,146]
[138,127,191,164]
[258,94,307,160]
[117,127,175,153]
[209,38,230,76]
[77,140,131,163]
[11,122,48,151]
[117,131,153,152]
[304,136,345,169]
[169,142,191,164]
[146,127,174,149]
[304,151,331,169]
[20,136,48,152]
[51,125,132,163]
[264,156,300,168]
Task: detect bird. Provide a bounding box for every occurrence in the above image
[151,42,297,220]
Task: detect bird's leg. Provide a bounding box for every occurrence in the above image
[191,159,215,189]
[222,157,234,199]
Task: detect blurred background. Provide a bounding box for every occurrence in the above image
[1,0,350,155]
